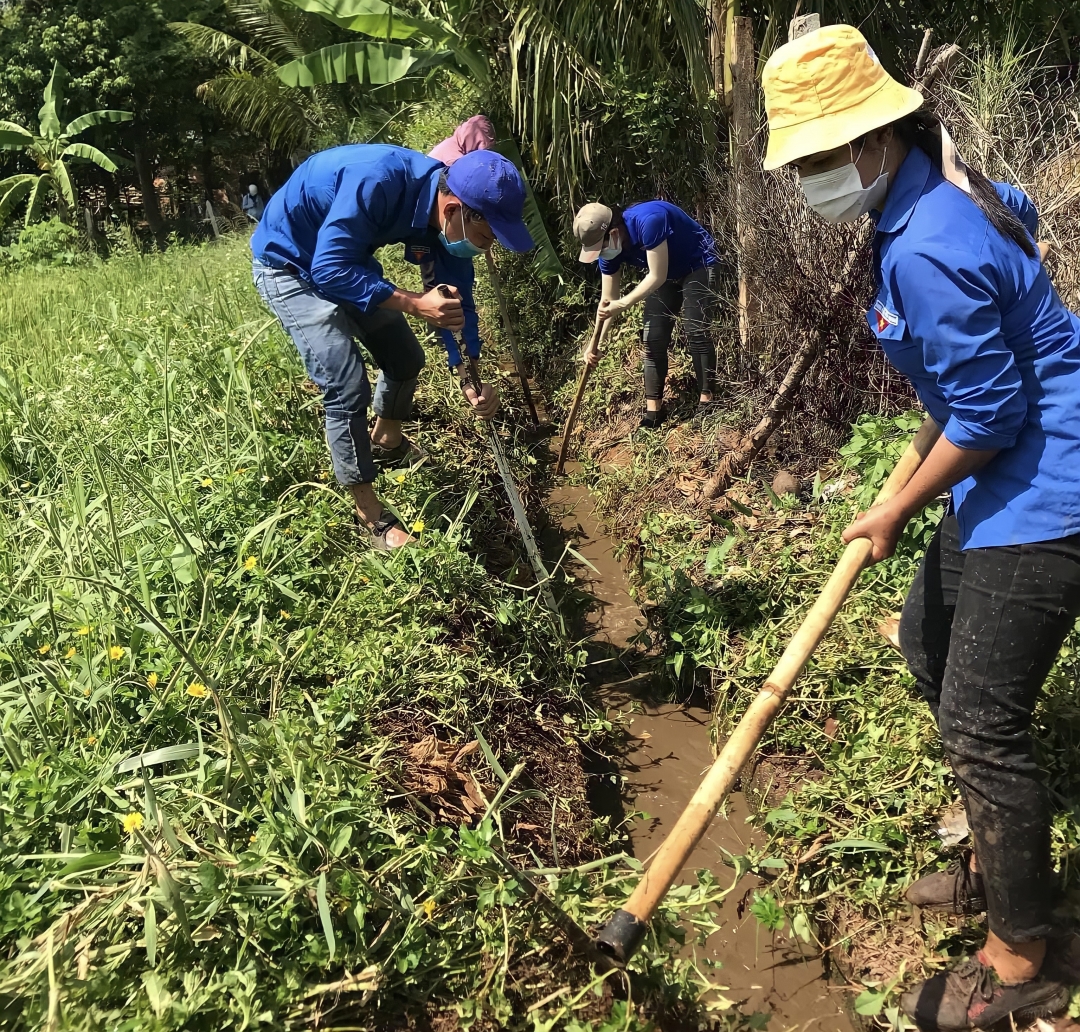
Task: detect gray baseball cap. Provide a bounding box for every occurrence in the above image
[573,202,613,262]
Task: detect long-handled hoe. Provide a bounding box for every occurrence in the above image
[438,285,560,618]
[595,417,942,961]
[555,315,606,476]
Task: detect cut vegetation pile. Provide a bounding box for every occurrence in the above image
[0,237,739,1031]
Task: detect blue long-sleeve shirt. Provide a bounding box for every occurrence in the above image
[868,145,1080,549]
[251,144,480,366]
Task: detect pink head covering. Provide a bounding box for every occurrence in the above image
[428,115,496,166]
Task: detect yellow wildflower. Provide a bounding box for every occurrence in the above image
[108,646,124,661]
[146,672,159,689]
[243,555,257,571]
[87,735,97,745]
[421,899,437,919]
[411,520,425,533]
[122,812,143,834]
[201,477,213,488]
[249,834,257,843]
[279,610,291,620]
[234,468,248,475]
[83,687,91,697]
[76,625,91,636]
[187,682,209,698]
[64,647,76,659]
[395,473,406,484]
[38,643,51,655]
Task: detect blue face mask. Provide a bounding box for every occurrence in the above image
[440,208,484,258]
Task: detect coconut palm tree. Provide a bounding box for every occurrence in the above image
[0,61,133,227]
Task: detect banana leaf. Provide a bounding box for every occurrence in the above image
[491,130,563,280]
[276,42,448,87]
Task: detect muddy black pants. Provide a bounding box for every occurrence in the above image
[641,267,715,401]
[899,513,1080,942]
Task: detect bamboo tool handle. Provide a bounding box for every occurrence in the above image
[596,416,942,962]
[555,316,604,476]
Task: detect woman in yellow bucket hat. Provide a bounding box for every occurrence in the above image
[763,24,1080,1032]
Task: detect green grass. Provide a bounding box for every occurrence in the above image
[0,237,746,1030]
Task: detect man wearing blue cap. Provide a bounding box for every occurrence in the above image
[251,145,533,549]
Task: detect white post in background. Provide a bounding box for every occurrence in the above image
[205,199,221,239]
[788,13,820,41]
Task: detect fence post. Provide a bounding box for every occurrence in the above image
[730,14,757,354]
[788,13,820,41]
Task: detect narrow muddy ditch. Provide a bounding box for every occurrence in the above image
[543,468,854,1031]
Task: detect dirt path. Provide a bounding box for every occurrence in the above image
[545,476,854,1031]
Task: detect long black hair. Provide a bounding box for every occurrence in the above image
[890,109,1036,258]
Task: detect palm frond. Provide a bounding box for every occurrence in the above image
[198,71,318,152]
[169,22,277,72]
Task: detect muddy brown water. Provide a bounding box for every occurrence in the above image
[545,473,854,1031]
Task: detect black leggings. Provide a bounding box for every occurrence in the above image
[899,513,1080,942]
[641,267,715,400]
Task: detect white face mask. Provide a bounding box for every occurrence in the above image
[799,141,890,224]
[599,230,621,260]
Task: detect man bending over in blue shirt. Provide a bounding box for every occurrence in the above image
[251,145,533,549]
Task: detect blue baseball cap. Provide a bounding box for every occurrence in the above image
[445,151,533,253]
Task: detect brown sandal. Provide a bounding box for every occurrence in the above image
[370,510,406,550]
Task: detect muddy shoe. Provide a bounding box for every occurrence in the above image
[900,953,1068,1030]
[371,435,425,469]
[905,853,986,914]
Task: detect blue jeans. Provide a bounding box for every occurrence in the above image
[253,260,426,485]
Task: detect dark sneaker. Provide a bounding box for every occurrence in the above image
[905,853,986,915]
[900,953,1068,1030]
[371,435,425,469]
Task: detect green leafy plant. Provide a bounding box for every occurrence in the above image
[2,218,87,267]
[0,60,132,227]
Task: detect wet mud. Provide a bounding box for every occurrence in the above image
[544,472,854,1030]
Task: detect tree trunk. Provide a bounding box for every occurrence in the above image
[133,145,167,250]
[730,15,758,353]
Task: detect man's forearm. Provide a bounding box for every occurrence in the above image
[379,288,422,315]
[893,434,998,519]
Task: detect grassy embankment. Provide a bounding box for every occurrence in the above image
[563,317,1080,1026]
[0,236,753,1031]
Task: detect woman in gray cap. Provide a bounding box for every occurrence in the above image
[574,199,719,428]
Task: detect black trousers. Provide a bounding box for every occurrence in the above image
[899,514,1080,942]
[641,267,715,400]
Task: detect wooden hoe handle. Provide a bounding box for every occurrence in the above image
[555,316,604,476]
[596,417,942,962]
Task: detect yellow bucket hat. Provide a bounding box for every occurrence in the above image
[761,24,924,171]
